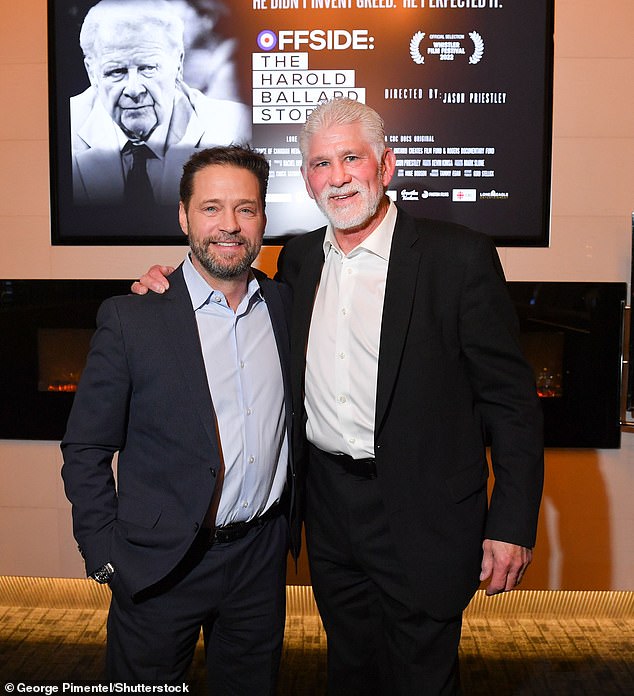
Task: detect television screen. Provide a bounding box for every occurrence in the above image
[0,279,624,444]
[49,0,553,245]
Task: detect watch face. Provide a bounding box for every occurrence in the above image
[92,563,114,583]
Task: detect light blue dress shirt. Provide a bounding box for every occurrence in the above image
[183,254,288,526]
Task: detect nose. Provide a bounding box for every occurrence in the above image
[328,160,352,188]
[219,209,240,234]
[123,68,147,100]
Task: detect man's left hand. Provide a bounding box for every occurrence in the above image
[479,539,532,595]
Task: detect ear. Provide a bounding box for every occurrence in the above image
[260,212,268,241]
[178,201,188,236]
[381,148,397,188]
[84,58,98,88]
[301,166,316,201]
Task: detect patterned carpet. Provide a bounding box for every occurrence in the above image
[0,579,632,695]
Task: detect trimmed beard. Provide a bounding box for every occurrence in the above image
[188,230,261,280]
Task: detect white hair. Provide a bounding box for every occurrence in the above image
[299,98,386,164]
[79,0,185,61]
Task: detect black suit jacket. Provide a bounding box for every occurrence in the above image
[61,266,296,600]
[277,207,544,619]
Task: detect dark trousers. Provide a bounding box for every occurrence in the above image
[105,514,288,695]
[306,446,462,696]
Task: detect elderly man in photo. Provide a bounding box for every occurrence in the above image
[70,0,251,207]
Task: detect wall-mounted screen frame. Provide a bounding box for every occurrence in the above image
[2,279,625,446]
[49,0,554,246]
[508,281,627,450]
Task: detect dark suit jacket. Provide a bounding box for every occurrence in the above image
[61,266,296,600]
[277,207,544,620]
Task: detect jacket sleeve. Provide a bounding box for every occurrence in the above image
[60,297,132,576]
[458,235,544,548]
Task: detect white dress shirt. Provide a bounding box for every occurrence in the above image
[183,255,288,525]
[305,201,398,459]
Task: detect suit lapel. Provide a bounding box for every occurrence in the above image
[258,274,298,500]
[257,273,292,419]
[375,212,422,434]
[75,149,125,202]
[74,100,125,201]
[159,267,221,457]
[290,231,326,401]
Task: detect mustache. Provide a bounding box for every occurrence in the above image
[203,234,250,245]
[321,185,360,199]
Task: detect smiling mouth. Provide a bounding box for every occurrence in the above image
[329,191,358,202]
[210,240,243,249]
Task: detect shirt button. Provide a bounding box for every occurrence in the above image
[348,438,356,444]
[246,408,252,415]
[213,295,222,303]
[240,361,245,368]
[341,308,347,315]
[338,352,345,359]
[242,501,249,509]
[338,395,347,404]
[248,456,255,463]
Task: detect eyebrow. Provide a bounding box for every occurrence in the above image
[308,147,360,165]
[199,198,260,206]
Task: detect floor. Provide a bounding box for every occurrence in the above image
[0,579,632,695]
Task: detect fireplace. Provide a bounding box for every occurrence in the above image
[507,281,627,448]
[0,279,627,446]
[0,279,131,440]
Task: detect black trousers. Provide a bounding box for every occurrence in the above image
[306,446,462,696]
[105,514,288,695]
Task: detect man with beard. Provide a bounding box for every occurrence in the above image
[134,99,544,695]
[61,146,296,693]
[277,98,543,695]
[70,0,250,207]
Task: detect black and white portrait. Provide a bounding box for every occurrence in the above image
[69,0,251,207]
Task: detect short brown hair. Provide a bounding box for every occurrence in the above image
[179,146,270,210]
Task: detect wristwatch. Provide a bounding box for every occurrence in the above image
[90,562,115,584]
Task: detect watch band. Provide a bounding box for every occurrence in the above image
[90,562,115,584]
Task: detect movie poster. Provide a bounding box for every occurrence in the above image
[49,0,553,245]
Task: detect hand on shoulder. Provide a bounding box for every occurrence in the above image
[131,265,175,295]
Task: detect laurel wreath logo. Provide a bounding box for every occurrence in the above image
[409,31,426,65]
[469,31,485,64]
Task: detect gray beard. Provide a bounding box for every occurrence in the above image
[316,175,384,231]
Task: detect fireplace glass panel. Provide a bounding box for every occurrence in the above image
[0,279,627,445]
[37,328,94,393]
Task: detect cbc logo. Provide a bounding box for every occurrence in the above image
[257,30,278,51]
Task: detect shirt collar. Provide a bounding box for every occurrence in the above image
[322,198,398,261]
[182,253,262,311]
